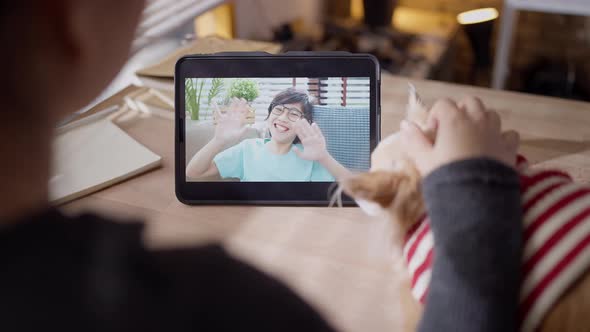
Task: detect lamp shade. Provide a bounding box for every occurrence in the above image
[458,8,499,69]
[363,0,397,28]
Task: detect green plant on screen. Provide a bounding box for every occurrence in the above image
[185,78,205,120]
[207,78,224,119]
[227,78,259,102]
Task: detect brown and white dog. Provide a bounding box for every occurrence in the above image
[342,85,590,332]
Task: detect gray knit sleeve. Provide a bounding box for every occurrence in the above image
[417,158,523,332]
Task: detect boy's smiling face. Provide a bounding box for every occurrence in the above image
[267,103,304,144]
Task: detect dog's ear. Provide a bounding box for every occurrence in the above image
[342,169,425,227]
[405,83,437,144]
[342,171,402,208]
[406,83,429,126]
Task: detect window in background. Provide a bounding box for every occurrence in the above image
[134,0,225,51]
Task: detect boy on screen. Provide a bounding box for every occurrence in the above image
[186,88,352,182]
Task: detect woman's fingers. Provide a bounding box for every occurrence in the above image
[458,96,486,122]
[497,130,520,167]
[428,98,464,128]
[458,97,502,134]
[406,94,521,175]
[502,130,520,152]
[486,109,501,133]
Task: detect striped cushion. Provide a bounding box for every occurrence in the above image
[404,156,590,332]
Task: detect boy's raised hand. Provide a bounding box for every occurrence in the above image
[293,120,328,161]
[213,98,249,146]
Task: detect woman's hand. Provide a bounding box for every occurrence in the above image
[400,96,520,176]
[213,98,249,146]
[293,120,329,161]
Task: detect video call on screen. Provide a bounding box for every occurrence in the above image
[185,77,370,182]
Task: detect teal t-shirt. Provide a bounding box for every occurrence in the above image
[213,138,335,182]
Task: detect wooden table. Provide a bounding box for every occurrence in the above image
[63,74,590,332]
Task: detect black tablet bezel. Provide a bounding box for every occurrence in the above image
[175,52,380,205]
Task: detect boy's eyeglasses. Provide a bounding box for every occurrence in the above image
[271,106,304,122]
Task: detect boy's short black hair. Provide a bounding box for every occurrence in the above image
[267,88,313,123]
[266,88,314,144]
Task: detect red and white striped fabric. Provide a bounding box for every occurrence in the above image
[403,156,590,332]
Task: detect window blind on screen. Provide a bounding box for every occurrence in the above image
[317,77,370,107]
[185,78,370,121]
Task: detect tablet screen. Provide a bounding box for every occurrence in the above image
[185,77,370,182]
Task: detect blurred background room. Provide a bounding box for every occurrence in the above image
[100,0,590,110]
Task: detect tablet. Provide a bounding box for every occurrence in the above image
[175,52,380,205]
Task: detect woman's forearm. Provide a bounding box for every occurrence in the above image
[318,154,353,181]
[418,158,523,332]
[186,138,225,178]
